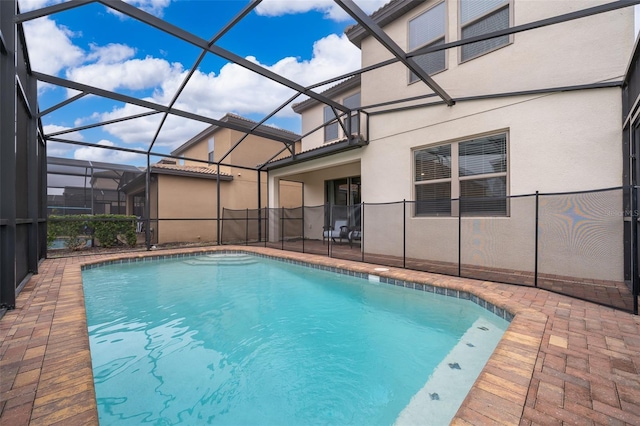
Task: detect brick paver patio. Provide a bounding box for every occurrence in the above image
[1,246,639,425]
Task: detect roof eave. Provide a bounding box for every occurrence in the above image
[171,113,301,157]
[292,75,362,114]
[344,0,426,48]
[262,137,368,171]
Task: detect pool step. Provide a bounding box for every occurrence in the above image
[183,254,258,266]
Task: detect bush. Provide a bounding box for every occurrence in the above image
[91,215,137,248]
[48,214,137,249]
[47,216,89,251]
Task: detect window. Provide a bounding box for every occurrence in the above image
[408,1,446,83]
[323,92,361,142]
[460,0,510,62]
[414,133,507,216]
[343,92,360,135]
[325,176,361,229]
[414,145,452,215]
[208,137,214,163]
[324,106,339,142]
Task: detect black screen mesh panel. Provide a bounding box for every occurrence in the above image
[538,188,633,311]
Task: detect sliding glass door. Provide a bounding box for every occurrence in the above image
[325,176,361,229]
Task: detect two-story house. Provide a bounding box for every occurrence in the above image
[263,0,634,286]
[125,113,301,244]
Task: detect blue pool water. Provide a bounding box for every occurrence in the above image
[49,237,92,249]
[82,253,508,425]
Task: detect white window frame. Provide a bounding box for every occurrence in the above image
[458,0,513,63]
[413,131,509,217]
[407,1,447,84]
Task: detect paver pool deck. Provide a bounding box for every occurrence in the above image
[1,246,639,425]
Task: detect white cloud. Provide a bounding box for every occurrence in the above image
[66,56,183,92]
[43,124,85,141]
[43,124,83,157]
[86,43,136,64]
[106,0,171,18]
[256,0,389,21]
[127,0,171,16]
[22,18,84,76]
[73,140,145,163]
[18,0,64,12]
[24,2,361,150]
[91,33,360,148]
[19,0,171,19]
[95,104,210,148]
[46,141,73,157]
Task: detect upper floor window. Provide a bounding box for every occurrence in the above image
[460,0,510,62]
[408,1,446,83]
[414,132,508,216]
[208,137,215,163]
[343,92,360,135]
[324,92,361,143]
[324,106,339,142]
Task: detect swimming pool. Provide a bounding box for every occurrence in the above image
[82,252,509,425]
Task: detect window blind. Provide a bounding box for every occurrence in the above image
[416,182,452,215]
[408,2,446,50]
[459,134,506,177]
[460,176,507,215]
[410,38,446,82]
[460,0,507,25]
[461,6,510,61]
[415,145,451,182]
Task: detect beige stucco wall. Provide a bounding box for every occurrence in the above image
[225,130,293,168]
[269,1,631,282]
[273,88,625,281]
[180,126,299,172]
[181,139,211,167]
[364,88,622,200]
[360,0,633,108]
[155,174,219,244]
[361,88,624,281]
[153,171,301,244]
[279,180,303,208]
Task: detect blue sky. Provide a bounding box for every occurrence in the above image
[19,0,389,164]
[19,1,640,166]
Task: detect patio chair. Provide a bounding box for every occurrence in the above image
[323,220,350,244]
[348,229,361,248]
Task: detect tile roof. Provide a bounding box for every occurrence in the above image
[171,112,300,156]
[151,162,232,177]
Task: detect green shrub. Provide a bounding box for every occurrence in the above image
[91,215,137,248]
[48,214,137,249]
[47,215,89,251]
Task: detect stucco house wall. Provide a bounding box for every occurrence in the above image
[267,0,632,283]
[155,174,220,244]
[359,0,633,108]
[359,88,624,280]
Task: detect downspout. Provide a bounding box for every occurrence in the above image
[216,162,221,245]
[145,154,151,249]
[257,169,262,242]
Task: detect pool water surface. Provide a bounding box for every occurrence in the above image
[81,253,508,425]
